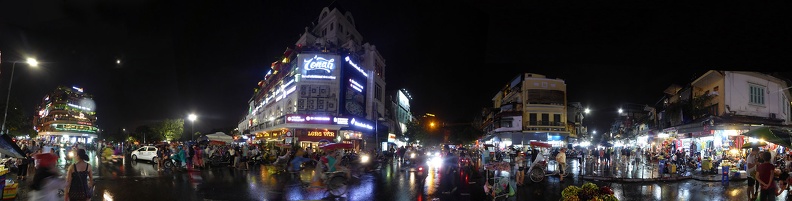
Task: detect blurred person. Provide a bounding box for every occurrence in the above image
[557,147,568,182]
[756,151,775,201]
[193,145,204,169]
[748,148,760,199]
[28,153,65,201]
[17,146,32,180]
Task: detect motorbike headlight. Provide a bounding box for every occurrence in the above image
[361,155,370,163]
[411,153,416,158]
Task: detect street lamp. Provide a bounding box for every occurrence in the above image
[618,108,623,114]
[188,113,197,141]
[584,108,590,114]
[1,58,38,134]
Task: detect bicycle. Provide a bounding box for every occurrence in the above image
[528,160,570,182]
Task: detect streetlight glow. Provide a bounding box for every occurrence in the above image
[188,114,197,122]
[26,58,38,67]
[116,59,121,64]
[430,122,435,128]
[593,130,597,134]
[584,108,590,114]
[618,108,623,114]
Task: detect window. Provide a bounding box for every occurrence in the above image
[500,120,512,128]
[554,114,561,124]
[375,84,382,101]
[375,62,384,78]
[749,84,765,105]
[541,113,549,125]
[529,113,537,125]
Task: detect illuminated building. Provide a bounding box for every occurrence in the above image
[33,86,98,144]
[480,73,569,149]
[238,7,387,151]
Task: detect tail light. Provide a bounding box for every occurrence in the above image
[419,167,423,171]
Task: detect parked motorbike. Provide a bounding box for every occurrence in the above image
[209,153,232,167]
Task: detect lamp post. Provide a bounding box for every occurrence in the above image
[1,58,38,134]
[188,114,197,141]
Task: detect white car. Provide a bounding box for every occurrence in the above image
[131,146,159,162]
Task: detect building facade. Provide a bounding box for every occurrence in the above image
[652,70,792,157]
[238,7,387,151]
[33,86,98,144]
[385,89,414,147]
[481,73,569,149]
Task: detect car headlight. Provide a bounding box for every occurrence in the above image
[361,155,370,163]
[411,153,416,158]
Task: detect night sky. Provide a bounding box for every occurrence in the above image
[0,1,790,136]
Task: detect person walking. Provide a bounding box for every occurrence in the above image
[228,146,237,168]
[17,146,32,180]
[556,147,568,182]
[28,153,65,201]
[65,149,94,201]
[193,145,203,169]
[515,152,526,186]
[240,145,250,170]
[441,150,459,194]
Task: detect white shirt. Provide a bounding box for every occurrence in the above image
[556,152,566,164]
[747,152,757,176]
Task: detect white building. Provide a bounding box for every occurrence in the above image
[238,7,387,151]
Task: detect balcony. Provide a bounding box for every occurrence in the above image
[526,121,566,127]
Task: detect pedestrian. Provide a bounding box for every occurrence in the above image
[188,143,195,168]
[557,147,567,182]
[17,146,31,180]
[228,146,237,168]
[28,153,65,201]
[747,148,760,199]
[193,145,203,169]
[156,145,165,171]
[756,151,775,201]
[515,152,526,186]
[441,150,459,194]
[65,149,94,201]
[240,145,250,170]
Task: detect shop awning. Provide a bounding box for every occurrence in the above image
[0,134,25,158]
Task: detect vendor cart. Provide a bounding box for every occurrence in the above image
[483,161,513,200]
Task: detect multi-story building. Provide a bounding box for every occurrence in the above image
[385,89,414,145]
[238,7,387,151]
[33,86,98,144]
[654,71,792,156]
[567,102,586,141]
[481,73,569,149]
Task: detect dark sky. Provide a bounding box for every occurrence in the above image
[1,1,790,135]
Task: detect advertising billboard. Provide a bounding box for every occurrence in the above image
[298,54,340,80]
[397,90,410,109]
[339,55,368,118]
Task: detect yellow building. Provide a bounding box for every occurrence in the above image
[481,73,569,149]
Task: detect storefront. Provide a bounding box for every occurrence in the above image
[296,128,337,151]
[339,130,364,151]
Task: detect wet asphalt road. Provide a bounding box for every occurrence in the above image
[9,151,787,201]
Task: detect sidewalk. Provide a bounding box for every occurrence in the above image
[579,156,691,182]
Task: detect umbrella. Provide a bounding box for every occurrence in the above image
[600,141,614,147]
[319,143,353,150]
[318,139,332,143]
[742,127,792,147]
[741,141,768,149]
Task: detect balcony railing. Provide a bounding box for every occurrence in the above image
[525,121,566,126]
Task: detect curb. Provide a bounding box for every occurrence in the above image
[581,176,691,182]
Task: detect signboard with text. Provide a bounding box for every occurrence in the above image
[298,54,340,80]
[285,114,334,124]
[339,54,367,118]
[297,129,337,141]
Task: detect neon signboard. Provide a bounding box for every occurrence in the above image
[72,86,84,93]
[301,55,338,80]
[286,114,332,124]
[345,56,368,77]
[350,118,373,130]
[349,79,364,92]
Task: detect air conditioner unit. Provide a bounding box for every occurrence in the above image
[770,113,777,119]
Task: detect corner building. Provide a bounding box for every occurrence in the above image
[238,7,387,152]
[33,86,98,144]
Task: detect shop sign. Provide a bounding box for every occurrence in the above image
[307,130,335,137]
[350,118,373,130]
[388,134,396,142]
[286,114,333,124]
[300,54,338,80]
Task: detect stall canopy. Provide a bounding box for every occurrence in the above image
[205,132,234,143]
[0,134,25,158]
[742,127,792,147]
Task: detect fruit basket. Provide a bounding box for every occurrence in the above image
[561,182,618,201]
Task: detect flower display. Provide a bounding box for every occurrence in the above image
[561,182,618,201]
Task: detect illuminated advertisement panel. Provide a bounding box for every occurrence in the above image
[297,54,340,80]
[397,90,410,109]
[339,54,367,118]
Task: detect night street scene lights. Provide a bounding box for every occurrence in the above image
[584,108,590,114]
[1,57,39,134]
[188,113,197,141]
[618,108,623,114]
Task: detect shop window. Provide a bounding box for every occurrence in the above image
[375,84,382,101]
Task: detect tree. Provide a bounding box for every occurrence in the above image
[154,119,184,141]
[402,121,427,145]
[448,125,484,145]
